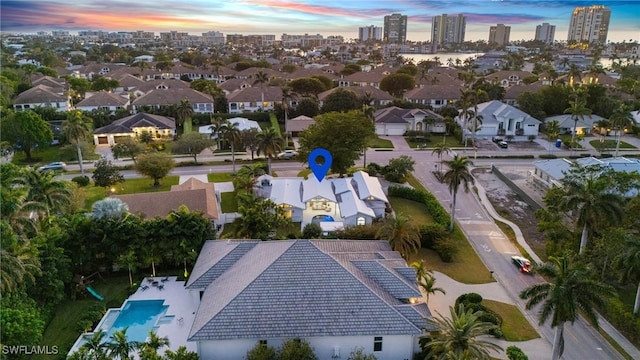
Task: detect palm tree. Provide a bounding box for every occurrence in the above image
[105,328,140,360]
[79,329,108,360]
[411,262,445,304]
[208,116,226,150]
[608,104,634,157]
[426,303,503,360]
[63,110,93,175]
[520,254,612,360]
[442,156,474,232]
[431,143,451,175]
[0,241,41,294]
[545,120,561,153]
[564,89,591,149]
[256,127,284,175]
[175,99,194,134]
[567,64,582,85]
[615,234,640,314]
[14,168,73,217]
[253,70,270,109]
[116,249,137,288]
[468,111,483,147]
[281,85,297,147]
[375,214,420,259]
[138,331,169,357]
[222,120,242,174]
[560,173,624,254]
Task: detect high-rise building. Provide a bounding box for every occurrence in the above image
[567,5,611,43]
[359,25,383,42]
[489,24,511,46]
[431,14,466,45]
[383,13,407,43]
[535,23,556,44]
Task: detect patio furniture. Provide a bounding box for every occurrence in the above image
[140,285,149,291]
[146,277,154,283]
[152,281,159,287]
[158,284,165,290]
[161,276,169,282]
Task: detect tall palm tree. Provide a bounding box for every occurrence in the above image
[208,116,226,150]
[222,120,242,174]
[0,239,41,294]
[14,168,73,217]
[567,64,582,85]
[608,104,634,157]
[375,214,420,259]
[116,249,138,288]
[175,99,194,134]
[253,71,270,109]
[442,156,474,232]
[564,89,591,148]
[411,262,445,304]
[520,255,612,360]
[63,110,93,175]
[138,331,170,357]
[105,328,140,360]
[79,329,108,360]
[256,127,284,175]
[431,143,451,174]
[545,120,561,153]
[426,303,503,360]
[560,173,624,254]
[281,85,297,147]
[615,234,640,314]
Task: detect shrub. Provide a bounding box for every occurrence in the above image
[538,154,558,159]
[507,346,529,360]
[456,293,483,305]
[71,175,90,187]
[302,223,322,239]
[434,238,458,262]
[387,186,449,227]
[418,223,449,249]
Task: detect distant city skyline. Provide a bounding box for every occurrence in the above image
[2,0,639,43]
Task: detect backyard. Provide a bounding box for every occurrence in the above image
[81,176,180,209]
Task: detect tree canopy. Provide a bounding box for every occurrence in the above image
[298,111,375,176]
[135,152,176,187]
[380,73,415,97]
[1,110,53,161]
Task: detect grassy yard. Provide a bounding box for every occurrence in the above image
[12,145,100,166]
[220,192,238,213]
[406,173,428,192]
[482,299,540,341]
[589,139,636,150]
[406,135,461,149]
[37,275,132,359]
[81,176,179,209]
[368,136,394,148]
[388,196,433,224]
[207,172,234,182]
[218,220,300,239]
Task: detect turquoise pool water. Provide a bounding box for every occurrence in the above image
[106,300,168,342]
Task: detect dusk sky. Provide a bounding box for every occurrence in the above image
[2,0,639,42]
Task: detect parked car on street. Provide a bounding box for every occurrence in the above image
[498,141,508,149]
[277,150,298,159]
[38,161,67,172]
[511,256,533,274]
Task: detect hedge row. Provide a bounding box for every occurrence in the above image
[388,186,450,227]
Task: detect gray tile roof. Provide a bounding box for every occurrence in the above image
[188,240,427,340]
[352,260,421,299]
[186,241,259,289]
[94,112,175,134]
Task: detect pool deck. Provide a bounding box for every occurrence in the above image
[129,276,199,354]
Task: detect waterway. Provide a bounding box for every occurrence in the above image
[399,52,484,64]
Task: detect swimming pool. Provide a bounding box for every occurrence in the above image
[312,215,335,224]
[105,300,168,342]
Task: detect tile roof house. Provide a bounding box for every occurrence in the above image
[93,112,175,145]
[185,239,432,360]
[227,86,283,114]
[457,100,541,139]
[255,171,389,232]
[404,84,461,109]
[484,70,536,88]
[318,86,394,107]
[132,86,214,114]
[75,91,130,113]
[13,84,71,112]
[113,177,219,220]
[374,107,446,136]
[285,115,315,135]
[544,114,605,136]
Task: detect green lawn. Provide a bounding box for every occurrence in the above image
[482,299,540,341]
[81,176,179,209]
[368,136,394,149]
[589,139,636,150]
[269,113,282,136]
[220,192,238,213]
[389,196,434,224]
[207,172,234,182]
[37,275,132,359]
[406,173,428,192]
[406,135,461,149]
[12,145,100,166]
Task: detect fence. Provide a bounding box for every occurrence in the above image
[491,165,542,211]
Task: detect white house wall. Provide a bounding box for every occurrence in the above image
[197,334,416,360]
[376,124,407,136]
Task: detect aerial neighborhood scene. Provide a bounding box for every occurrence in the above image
[3,0,640,359]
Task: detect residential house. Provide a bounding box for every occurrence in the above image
[198,117,263,137]
[503,81,545,106]
[374,107,446,136]
[484,70,535,88]
[255,171,389,232]
[318,86,394,107]
[75,91,129,113]
[93,112,175,145]
[113,73,146,94]
[218,78,252,95]
[457,100,541,139]
[132,86,214,114]
[339,66,393,88]
[113,177,219,221]
[13,84,71,112]
[32,75,66,91]
[227,86,282,114]
[185,239,432,360]
[404,84,461,109]
[286,115,315,136]
[544,114,605,135]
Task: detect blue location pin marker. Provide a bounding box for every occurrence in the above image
[308,148,332,182]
